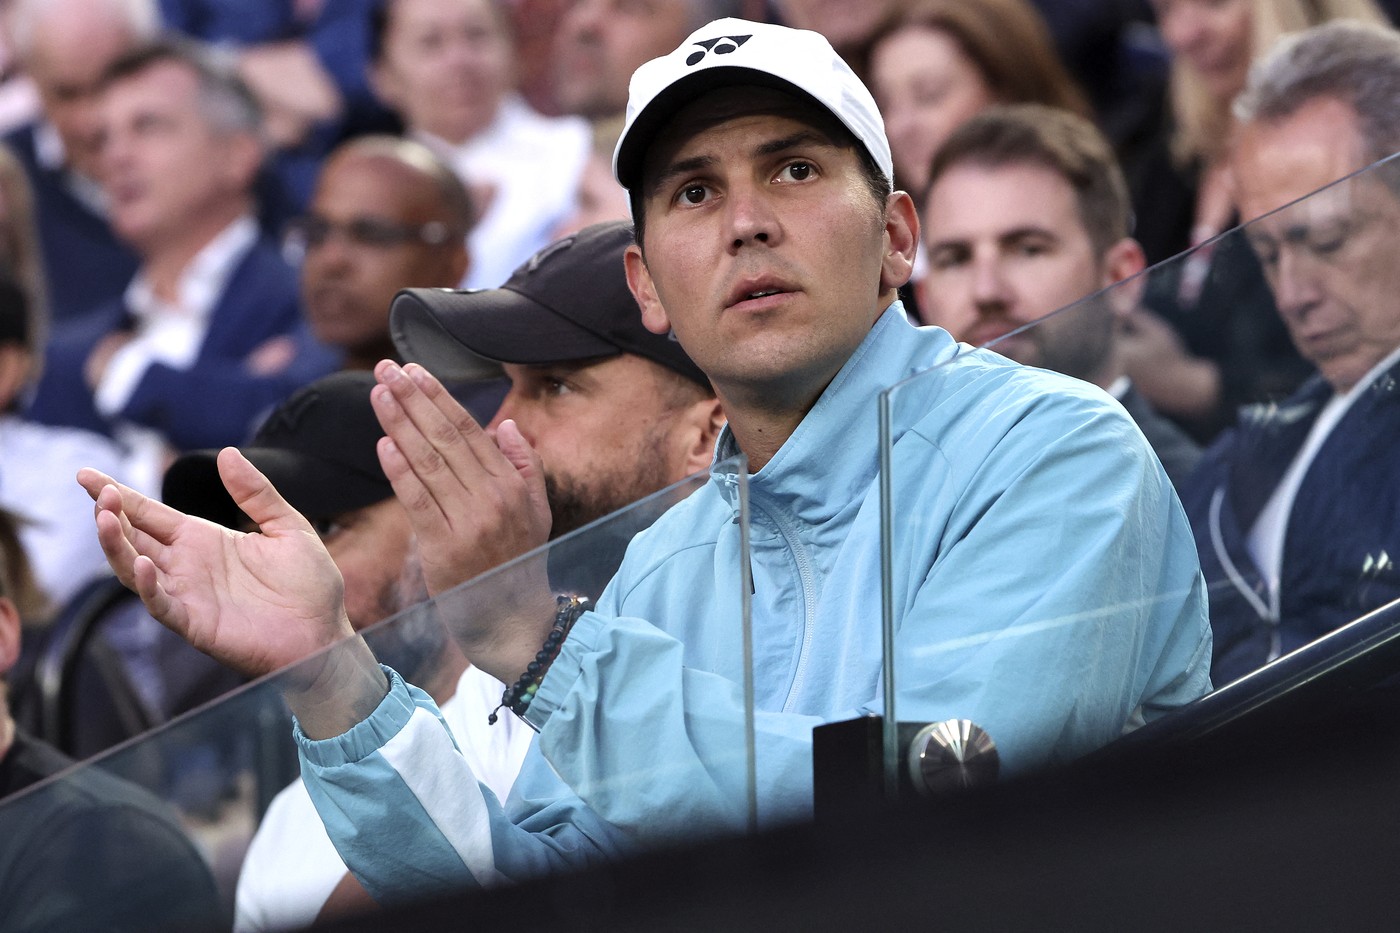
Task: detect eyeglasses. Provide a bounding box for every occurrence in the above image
[285,215,457,252]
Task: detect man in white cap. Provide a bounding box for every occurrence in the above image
[81,18,1211,907]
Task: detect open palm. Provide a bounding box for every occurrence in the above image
[78,448,353,679]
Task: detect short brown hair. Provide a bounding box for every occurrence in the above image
[926,103,1131,257]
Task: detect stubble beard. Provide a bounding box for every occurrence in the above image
[544,430,676,539]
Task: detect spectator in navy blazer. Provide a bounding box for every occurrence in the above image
[26,37,337,465]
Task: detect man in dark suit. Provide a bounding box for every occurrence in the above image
[26,37,337,458]
[917,103,1200,487]
[1181,22,1400,685]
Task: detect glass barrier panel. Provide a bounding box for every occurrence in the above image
[0,458,752,931]
[886,153,1400,793]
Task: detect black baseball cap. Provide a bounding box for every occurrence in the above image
[162,371,391,528]
[389,220,709,388]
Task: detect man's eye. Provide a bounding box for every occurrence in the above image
[779,162,813,182]
[543,376,572,396]
[1305,225,1348,256]
[927,249,969,271]
[679,184,708,205]
[310,517,346,541]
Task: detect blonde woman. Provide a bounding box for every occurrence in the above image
[1149,0,1388,258]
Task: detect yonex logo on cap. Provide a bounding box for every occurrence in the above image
[685,34,751,66]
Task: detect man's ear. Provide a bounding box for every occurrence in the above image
[0,596,20,679]
[625,243,671,336]
[1101,237,1148,317]
[879,190,920,294]
[222,131,266,193]
[368,59,404,113]
[677,396,726,477]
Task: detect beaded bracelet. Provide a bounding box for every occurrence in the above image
[489,595,589,725]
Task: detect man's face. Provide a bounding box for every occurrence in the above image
[99,61,252,252]
[920,161,1116,381]
[870,25,995,194]
[490,355,696,536]
[627,87,910,413]
[1233,96,1400,394]
[553,0,691,118]
[375,0,511,144]
[301,152,467,356]
[315,497,416,630]
[24,8,137,180]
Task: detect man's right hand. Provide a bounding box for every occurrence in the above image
[77,448,355,681]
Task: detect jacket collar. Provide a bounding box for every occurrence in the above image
[712,302,959,525]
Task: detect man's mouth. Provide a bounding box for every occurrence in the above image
[726,277,796,311]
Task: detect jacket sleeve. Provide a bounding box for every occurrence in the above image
[297,668,628,905]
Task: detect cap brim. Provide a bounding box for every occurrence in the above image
[163,448,391,528]
[616,66,824,190]
[390,287,623,380]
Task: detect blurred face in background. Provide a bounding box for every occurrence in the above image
[553,0,691,118]
[300,149,469,360]
[1233,96,1400,394]
[374,0,513,144]
[919,159,1130,384]
[777,0,901,53]
[314,498,416,630]
[870,25,995,194]
[1153,0,1253,102]
[99,61,259,254]
[22,4,141,180]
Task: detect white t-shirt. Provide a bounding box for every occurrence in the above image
[233,665,533,932]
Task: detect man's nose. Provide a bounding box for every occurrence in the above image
[1273,246,1323,320]
[970,254,1013,310]
[727,181,781,250]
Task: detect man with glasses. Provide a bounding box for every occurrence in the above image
[26,37,338,459]
[294,136,473,372]
[1180,21,1400,684]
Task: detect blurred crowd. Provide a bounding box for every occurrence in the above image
[0,0,1397,927]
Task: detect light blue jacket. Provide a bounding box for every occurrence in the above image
[298,305,1212,902]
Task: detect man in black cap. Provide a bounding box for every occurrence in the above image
[390,220,721,544]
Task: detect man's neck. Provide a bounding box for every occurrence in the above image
[718,377,828,473]
[343,339,400,372]
[138,201,252,303]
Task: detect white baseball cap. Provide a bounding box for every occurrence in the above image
[613,17,894,192]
